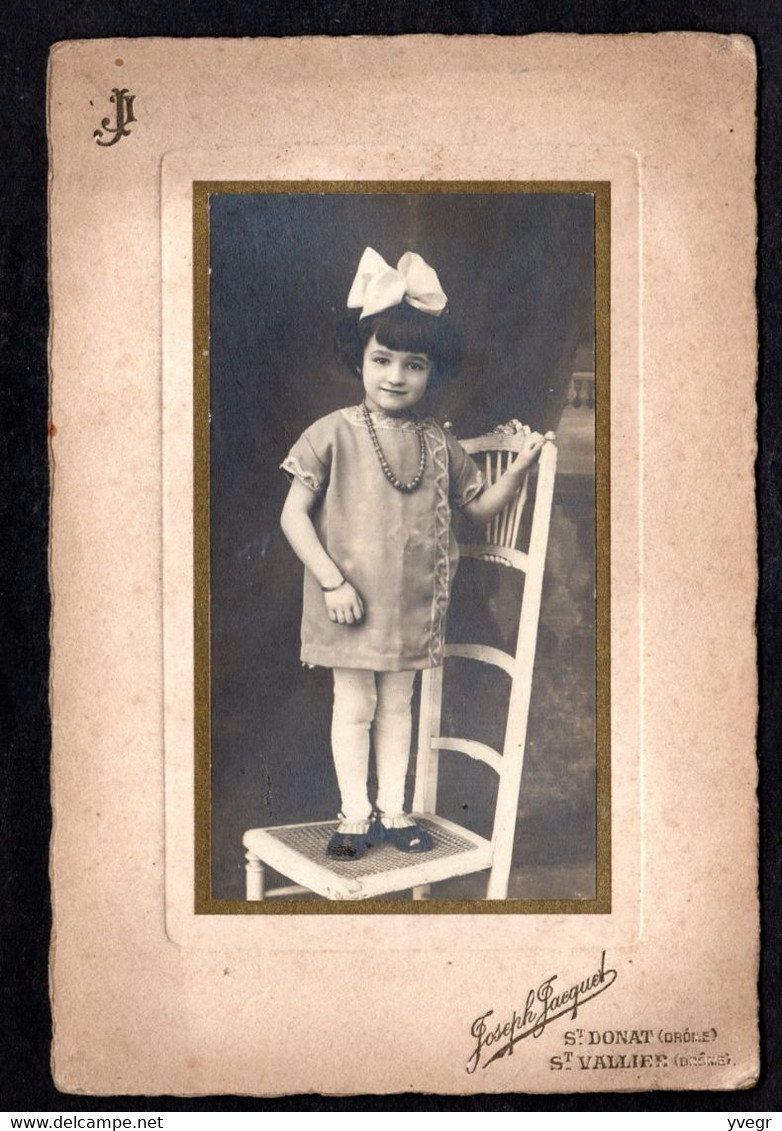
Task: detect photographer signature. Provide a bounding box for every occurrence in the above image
[467,950,618,1073]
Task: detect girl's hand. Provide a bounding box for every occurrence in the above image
[510,431,546,475]
[324,581,365,625]
[462,428,554,526]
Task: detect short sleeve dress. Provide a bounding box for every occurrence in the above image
[282,405,485,672]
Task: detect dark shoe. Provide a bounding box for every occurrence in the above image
[367,814,434,853]
[389,824,434,853]
[326,831,368,860]
[366,812,388,848]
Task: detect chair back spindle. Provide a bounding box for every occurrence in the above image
[414,426,557,899]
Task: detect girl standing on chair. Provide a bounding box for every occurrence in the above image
[280,247,545,860]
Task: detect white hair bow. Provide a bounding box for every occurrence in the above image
[346,247,448,319]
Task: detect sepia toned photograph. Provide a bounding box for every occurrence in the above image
[196,183,609,909]
[46,36,759,1095]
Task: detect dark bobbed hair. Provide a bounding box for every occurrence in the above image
[335,303,463,389]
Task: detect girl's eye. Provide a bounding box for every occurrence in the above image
[372,356,389,365]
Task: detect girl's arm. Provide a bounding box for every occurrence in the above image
[460,432,546,526]
[280,479,365,625]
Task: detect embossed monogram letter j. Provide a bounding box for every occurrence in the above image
[94,88,136,147]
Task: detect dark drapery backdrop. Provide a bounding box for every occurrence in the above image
[208,190,596,900]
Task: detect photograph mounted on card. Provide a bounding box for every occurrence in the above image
[162,151,640,948]
[50,38,756,1095]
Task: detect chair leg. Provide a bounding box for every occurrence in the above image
[245,850,266,900]
[412,884,431,901]
[485,867,509,900]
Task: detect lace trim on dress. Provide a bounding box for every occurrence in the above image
[425,422,451,668]
[454,473,486,508]
[280,455,323,494]
[341,404,423,431]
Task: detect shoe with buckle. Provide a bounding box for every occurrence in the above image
[367,812,434,853]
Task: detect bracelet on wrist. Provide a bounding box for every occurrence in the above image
[321,577,347,593]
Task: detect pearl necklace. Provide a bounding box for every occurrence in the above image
[362,402,426,493]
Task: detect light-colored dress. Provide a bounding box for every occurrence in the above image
[282,405,485,671]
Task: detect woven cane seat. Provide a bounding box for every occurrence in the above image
[243,815,492,901]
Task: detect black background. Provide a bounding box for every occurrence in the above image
[2,0,779,1112]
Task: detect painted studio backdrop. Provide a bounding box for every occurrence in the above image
[206,189,598,902]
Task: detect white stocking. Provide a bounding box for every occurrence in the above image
[374,669,417,826]
[331,668,376,831]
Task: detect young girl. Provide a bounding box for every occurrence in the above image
[280,247,545,859]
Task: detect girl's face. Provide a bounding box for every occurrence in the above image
[361,334,433,416]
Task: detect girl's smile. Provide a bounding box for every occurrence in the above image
[361,335,433,415]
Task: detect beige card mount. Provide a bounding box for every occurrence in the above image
[49,36,757,1095]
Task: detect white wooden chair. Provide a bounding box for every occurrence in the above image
[242,424,557,901]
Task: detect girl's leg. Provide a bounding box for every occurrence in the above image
[373,669,417,825]
[331,668,376,832]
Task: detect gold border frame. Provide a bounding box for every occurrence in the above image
[193,181,610,915]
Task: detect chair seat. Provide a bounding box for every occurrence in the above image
[243,814,493,901]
